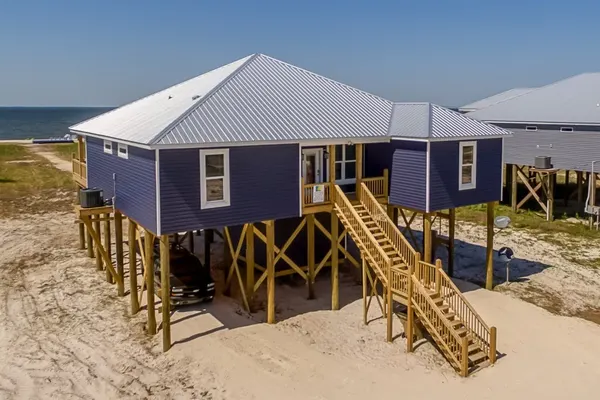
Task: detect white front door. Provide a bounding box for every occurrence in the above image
[302,148,323,184]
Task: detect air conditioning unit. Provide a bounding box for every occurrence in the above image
[534,156,552,169]
[80,188,104,208]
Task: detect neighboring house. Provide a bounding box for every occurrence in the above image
[459,87,535,113]
[465,73,600,173]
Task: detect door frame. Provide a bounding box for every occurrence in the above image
[302,148,324,183]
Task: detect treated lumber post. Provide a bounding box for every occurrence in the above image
[115,211,125,296]
[511,164,518,211]
[362,257,367,325]
[245,224,255,302]
[331,210,339,311]
[577,171,584,212]
[461,336,469,377]
[86,222,94,258]
[448,209,455,277]
[423,213,432,263]
[590,173,597,228]
[547,173,555,221]
[435,259,442,294]
[386,260,392,343]
[307,215,315,300]
[188,230,195,253]
[205,229,213,269]
[76,189,85,250]
[128,218,139,314]
[329,144,336,196]
[485,202,495,290]
[94,215,102,270]
[564,170,570,206]
[77,135,85,162]
[145,229,157,335]
[266,220,276,324]
[160,234,171,352]
[489,326,497,364]
[406,253,418,352]
[104,213,113,283]
[355,143,363,199]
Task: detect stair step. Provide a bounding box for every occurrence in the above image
[438,304,449,313]
[449,319,464,328]
[468,343,481,354]
[455,327,468,337]
[469,351,488,365]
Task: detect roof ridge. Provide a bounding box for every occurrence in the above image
[149,54,258,145]
[258,54,393,106]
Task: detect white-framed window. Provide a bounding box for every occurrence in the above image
[459,141,477,191]
[334,144,356,184]
[525,126,538,131]
[117,143,128,159]
[103,140,112,154]
[199,149,230,209]
[560,127,573,132]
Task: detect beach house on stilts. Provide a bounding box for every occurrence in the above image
[68,53,510,376]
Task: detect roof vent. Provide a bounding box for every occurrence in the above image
[168,95,173,100]
[192,95,200,101]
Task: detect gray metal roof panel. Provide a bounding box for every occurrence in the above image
[467,73,600,125]
[459,88,535,112]
[157,54,393,145]
[388,103,511,139]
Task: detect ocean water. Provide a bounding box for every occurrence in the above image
[0,107,114,139]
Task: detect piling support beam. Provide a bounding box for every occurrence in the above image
[245,224,255,302]
[128,219,139,314]
[331,210,339,311]
[485,202,495,290]
[423,213,433,264]
[266,220,276,324]
[94,215,102,270]
[511,164,517,211]
[145,229,157,335]
[577,171,584,212]
[104,213,113,283]
[160,234,171,351]
[307,214,316,300]
[115,211,125,296]
[448,208,456,277]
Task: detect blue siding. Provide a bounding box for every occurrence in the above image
[428,138,502,211]
[364,142,393,177]
[159,144,300,233]
[87,137,157,232]
[389,141,427,210]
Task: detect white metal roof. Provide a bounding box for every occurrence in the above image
[389,103,512,139]
[70,55,253,144]
[466,73,600,125]
[71,53,509,147]
[459,88,535,112]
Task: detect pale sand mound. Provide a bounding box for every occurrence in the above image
[1,212,600,399]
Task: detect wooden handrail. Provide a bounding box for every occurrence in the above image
[333,185,391,283]
[362,175,386,197]
[359,182,497,369]
[302,182,331,207]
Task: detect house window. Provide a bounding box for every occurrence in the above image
[103,140,112,154]
[334,144,356,184]
[199,149,230,209]
[117,143,128,159]
[525,126,538,131]
[560,127,573,132]
[459,141,477,191]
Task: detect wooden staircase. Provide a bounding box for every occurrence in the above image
[333,184,497,377]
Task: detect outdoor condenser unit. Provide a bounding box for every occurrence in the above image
[534,156,552,169]
[80,188,104,208]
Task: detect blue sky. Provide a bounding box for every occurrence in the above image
[1,0,599,107]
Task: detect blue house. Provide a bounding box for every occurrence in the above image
[70,54,508,375]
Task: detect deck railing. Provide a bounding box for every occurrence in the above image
[302,182,332,208]
[362,169,388,198]
[72,153,87,186]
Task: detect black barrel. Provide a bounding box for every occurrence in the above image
[80,188,104,208]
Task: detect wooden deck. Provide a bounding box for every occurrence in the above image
[72,155,87,187]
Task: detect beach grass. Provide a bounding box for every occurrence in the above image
[0,144,73,216]
[47,143,78,161]
[456,203,600,239]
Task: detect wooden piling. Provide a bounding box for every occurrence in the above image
[128,219,139,314]
[511,164,517,211]
[485,202,495,290]
[307,214,315,300]
[86,223,94,258]
[407,253,418,352]
[423,213,432,263]
[266,220,276,324]
[104,213,113,283]
[448,209,455,277]
[577,171,584,212]
[145,229,156,335]
[245,224,255,301]
[115,211,125,296]
[564,170,570,206]
[590,173,597,228]
[94,215,102,270]
[204,229,212,269]
[355,143,363,200]
[362,257,367,325]
[160,234,171,352]
[188,230,195,253]
[331,210,339,311]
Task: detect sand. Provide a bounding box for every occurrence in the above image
[1,208,600,400]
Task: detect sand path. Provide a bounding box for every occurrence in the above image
[26,145,72,173]
[1,211,600,399]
